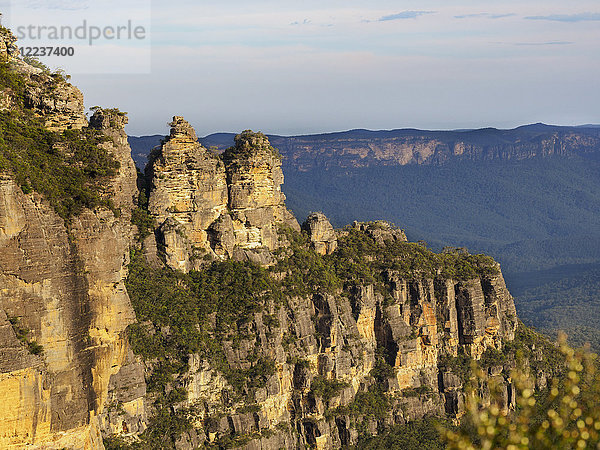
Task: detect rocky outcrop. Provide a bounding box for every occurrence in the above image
[146,116,232,271]
[24,77,88,131]
[0,26,19,61]
[302,213,337,255]
[0,27,86,132]
[223,130,300,255]
[147,120,299,271]
[351,220,407,245]
[79,113,147,443]
[88,108,139,220]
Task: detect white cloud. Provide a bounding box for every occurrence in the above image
[514,41,574,46]
[378,11,435,21]
[455,13,516,19]
[525,12,600,22]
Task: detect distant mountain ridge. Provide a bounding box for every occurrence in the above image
[129,123,600,171]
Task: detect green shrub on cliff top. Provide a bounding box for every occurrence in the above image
[222,129,282,164]
[275,225,342,295]
[0,63,120,220]
[328,227,498,285]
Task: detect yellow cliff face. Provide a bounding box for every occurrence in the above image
[0,367,101,449]
[169,258,518,449]
[0,177,102,448]
[0,105,145,448]
[0,368,51,447]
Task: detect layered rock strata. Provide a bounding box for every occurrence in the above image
[0,36,145,448]
[267,127,600,171]
[0,141,141,449]
[174,264,517,449]
[147,119,299,271]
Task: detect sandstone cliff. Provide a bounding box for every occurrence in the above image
[0,27,87,132]
[268,126,600,171]
[0,28,145,449]
[0,138,142,449]
[147,119,299,271]
[121,218,520,449]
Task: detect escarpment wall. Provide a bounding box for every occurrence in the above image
[170,264,517,449]
[267,128,600,171]
[0,173,140,448]
[0,35,145,447]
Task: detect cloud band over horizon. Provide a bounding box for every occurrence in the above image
[378,11,435,21]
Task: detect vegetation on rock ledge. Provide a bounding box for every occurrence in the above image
[122,224,507,448]
[0,62,121,219]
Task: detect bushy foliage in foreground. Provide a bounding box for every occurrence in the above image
[350,331,598,450]
[445,335,600,449]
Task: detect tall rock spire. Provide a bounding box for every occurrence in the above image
[223,130,300,261]
[147,120,299,271]
[147,116,230,271]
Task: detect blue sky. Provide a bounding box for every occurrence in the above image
[13,0,600,136]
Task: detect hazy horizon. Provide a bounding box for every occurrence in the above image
[127,122,600,139]
[5,0,599,136]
